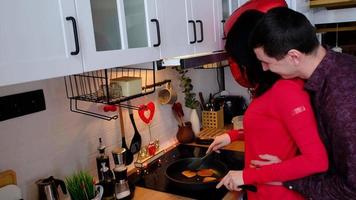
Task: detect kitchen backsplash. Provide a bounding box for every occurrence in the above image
[0,67,248,199]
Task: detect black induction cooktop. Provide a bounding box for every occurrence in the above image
[128,144,244,199]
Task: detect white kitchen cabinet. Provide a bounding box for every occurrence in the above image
[76,0,161,71]
[287,0,314,22]
[0,0,83,87]
[215,0,248,50]
[156,0,194,58]
[189,0,221,54]
[157,0,222,59]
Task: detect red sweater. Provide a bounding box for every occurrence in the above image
[228,79,328,200]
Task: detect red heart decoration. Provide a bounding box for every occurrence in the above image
[138,102,155,124]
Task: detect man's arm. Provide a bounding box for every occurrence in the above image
[284,172,356,199]
[276,73,355,200]
[285,83,356,199]
[253,72,356,199]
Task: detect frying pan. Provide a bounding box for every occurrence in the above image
[165,157,257,192]
[165,157,228,191]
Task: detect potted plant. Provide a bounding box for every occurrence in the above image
[175,66,200,135]
[175,66,200,109]
[65,171,103,200]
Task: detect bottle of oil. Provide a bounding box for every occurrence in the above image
[96,138,111,180]
[96,138,115,199]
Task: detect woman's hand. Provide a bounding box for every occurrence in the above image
[216,170,244,191]
[206,133,231,154]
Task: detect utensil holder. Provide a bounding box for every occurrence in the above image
[202,109,224,129]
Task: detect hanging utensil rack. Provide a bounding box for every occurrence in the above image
[64,61,170,120]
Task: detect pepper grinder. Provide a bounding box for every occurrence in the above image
[112,148,130,199]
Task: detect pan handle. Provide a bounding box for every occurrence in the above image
[238,184,257,192]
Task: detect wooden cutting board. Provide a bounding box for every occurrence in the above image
[195,128,226,144]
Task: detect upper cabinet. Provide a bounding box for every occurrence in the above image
[287,0,313,22]
[189,0,221,54]
[76,0,161,71]
[157,0,222,59]
[0,0,83,87]
[217,0,249,50]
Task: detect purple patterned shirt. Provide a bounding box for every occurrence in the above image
[285,49,356,199]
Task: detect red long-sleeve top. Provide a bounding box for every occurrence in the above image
[228,79,328,200]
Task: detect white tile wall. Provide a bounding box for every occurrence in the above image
[0,67,247,199]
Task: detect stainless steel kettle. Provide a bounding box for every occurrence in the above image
[36,176,67,200]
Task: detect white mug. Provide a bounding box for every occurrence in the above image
[91,185,103,200]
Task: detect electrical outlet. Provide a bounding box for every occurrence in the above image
[0,89,46,121]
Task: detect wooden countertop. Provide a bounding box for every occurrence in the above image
[133,186,243,200]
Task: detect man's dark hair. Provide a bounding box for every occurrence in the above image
[225,10,280,97]
[250,7,319,60]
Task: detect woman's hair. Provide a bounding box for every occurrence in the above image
[225,10,280,97]
[250,7,320,60]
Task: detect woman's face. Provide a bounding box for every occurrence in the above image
[254,47,298,79]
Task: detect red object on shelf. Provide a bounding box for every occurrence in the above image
[103,105,117,112]
[225,0,287,88]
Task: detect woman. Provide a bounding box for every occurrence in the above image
[207,10,328,200]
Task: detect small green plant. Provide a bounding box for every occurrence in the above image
[65,171,95,200]
[175,66,200,109]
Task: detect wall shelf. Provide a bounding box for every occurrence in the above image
[310,0,356,9]
[64,61,170,120]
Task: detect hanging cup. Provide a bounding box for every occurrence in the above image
[158,82,177,105]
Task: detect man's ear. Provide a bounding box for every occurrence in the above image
[286,49,302,65]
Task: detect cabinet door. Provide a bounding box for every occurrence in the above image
[217,0,250,50]
[190,0,220,53]
[0,0,82,86]
[77,0,160,71]
[157,0,194,58]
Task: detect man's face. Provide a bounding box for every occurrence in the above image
[254,47,298,79]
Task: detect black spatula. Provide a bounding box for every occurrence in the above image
[128,101,142,154]
[187,151,213,170]
[118,105,133,165]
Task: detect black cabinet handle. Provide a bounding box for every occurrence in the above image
[221,20,226,40]
[196,20,204,43]
[66,16,80,55]
[150,19,161,47]
[188,20,197,44]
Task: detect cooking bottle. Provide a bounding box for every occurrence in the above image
[96,138,115,199]
[96,138,112,180]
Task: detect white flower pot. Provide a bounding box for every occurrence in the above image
[190,109,200,136]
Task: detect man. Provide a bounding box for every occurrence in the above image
[249,7,356,199]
